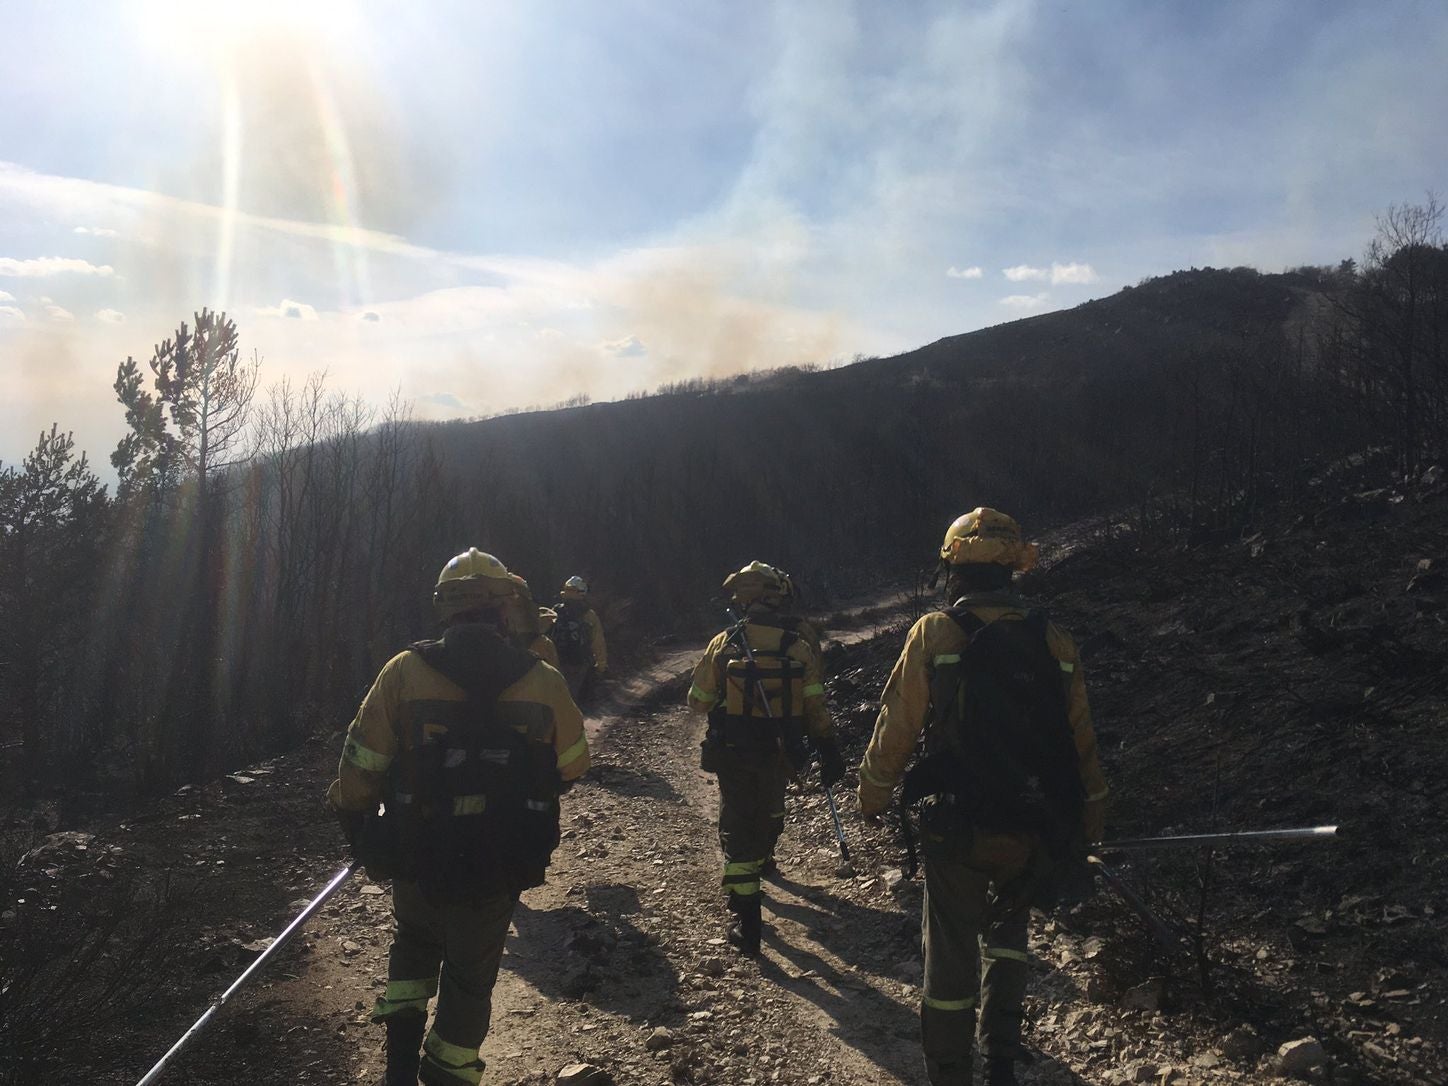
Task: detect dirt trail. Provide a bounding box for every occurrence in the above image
[86,536,1445,1086]
[180,658,1075,1086]
[313,589,947,1085]
[97,592,953,1086]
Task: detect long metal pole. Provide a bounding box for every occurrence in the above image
[1099,825,1337,852]
[135,863,357,1086]
[724,607,850,862]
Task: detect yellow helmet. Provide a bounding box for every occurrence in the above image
[939,508,1039,571]
[433,548,516,621]
[504,574,542,635]
[560,575,589,600]
[723,560,790,605]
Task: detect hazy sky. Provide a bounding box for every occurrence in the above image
[2,0,1446,469]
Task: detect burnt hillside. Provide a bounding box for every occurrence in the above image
[2,263,1413,800]
[426,268,1339,635]
[812,452,1448,1083]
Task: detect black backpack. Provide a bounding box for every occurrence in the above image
[905,608,1084,839]
[359,629,563,899]
[552,601,589,665]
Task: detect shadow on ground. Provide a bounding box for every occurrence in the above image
[508,885,681,1022]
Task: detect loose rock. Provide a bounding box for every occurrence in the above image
[1277,1037,1328,1076]
[1220,1024,1265,1061]
[556,1063,612,1085]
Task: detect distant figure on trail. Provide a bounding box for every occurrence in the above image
[687,560,845,955]
[505,574,561,668]
[327,548,590,1086]
[550,575,607,703]
[857,509,1108,1086]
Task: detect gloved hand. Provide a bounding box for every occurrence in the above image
[814,736,847,789]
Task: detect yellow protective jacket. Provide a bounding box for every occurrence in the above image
[790,615,823,660]
[687,610,834,740]
[858,592,1107,847]
[581,608,607,673]
[328,632,590,815]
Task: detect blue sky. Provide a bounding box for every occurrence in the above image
[2,0,1446,470]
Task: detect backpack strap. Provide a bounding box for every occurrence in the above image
[944,604,987,642]
[748,613,801,634]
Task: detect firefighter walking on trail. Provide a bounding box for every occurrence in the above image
[505,574,561,668]
[551,575,607,703]
[688,561,845,955]
[328,549,590,1086]
[857,509,1108,1086]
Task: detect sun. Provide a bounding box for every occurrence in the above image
[135,0,361,57]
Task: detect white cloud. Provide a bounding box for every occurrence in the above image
[999,292,1049,309]
[0,289,13,302]
[0,304,25,326]
[256,298,319,320]
[603,334,647,358]
[43,303,75,321]
[1050,261,1098,285]
[0,256,116,278]
[95,308,126,324]
[73,226,119,238]
[1003,262,1098,285]
[1003,264,1049,282]
[946,265,983,279]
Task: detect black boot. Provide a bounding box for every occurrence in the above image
[726,893,763,956]
[984,1054,1018,1086]
[382,1012,426,1086]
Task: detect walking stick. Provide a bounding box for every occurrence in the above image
[134,863,357,1085]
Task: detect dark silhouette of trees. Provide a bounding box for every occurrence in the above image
[1352,197,1448,474]
[5,196,1446,802]
[0,427,108,794]
[108,310,258,780]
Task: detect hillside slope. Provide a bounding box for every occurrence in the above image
[9,457,1444,1085]
[419,268,1332,638]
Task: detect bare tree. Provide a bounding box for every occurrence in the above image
[1354,196,1448,474]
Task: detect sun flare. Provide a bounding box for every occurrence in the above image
[136,0,360,56]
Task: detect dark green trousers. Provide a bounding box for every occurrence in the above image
[715,750,789,898]
[372,879,518,1086]
[920,857,1030,1086]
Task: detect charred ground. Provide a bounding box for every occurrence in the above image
[4,453,1444,1085]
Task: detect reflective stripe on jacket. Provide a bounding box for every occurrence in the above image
[328,648,590,814]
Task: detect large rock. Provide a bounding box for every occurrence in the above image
[1121,978,1163,1012]
[1220,1024,1265,1061]
[557,1063,613,1085]
[1277,1037,1328,1076]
